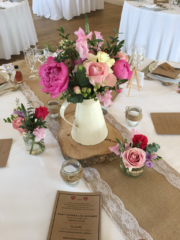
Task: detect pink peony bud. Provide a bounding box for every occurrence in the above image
[73,86,81,94]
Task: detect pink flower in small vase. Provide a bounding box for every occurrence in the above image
[12,117,25,134]
[112,59,133,80]
[114,51,128,62]
[123,148,146,171]
[33,127,46,142]
[109,144,121,156]
[130,129,140,141]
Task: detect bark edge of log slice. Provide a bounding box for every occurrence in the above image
[58,112,123,167]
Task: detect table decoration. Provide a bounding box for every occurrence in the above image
[47,100,60,119]
[3,99,49,155]
[38,14,132,146]
[126,67,141,96]
[0,139,12,167]
[109,129,162,177]
[125,105,143,127]
[60,159,83,184]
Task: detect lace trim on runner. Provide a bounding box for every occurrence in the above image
[83,167,153,240]
[20,84,180,239]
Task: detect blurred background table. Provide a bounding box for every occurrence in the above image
[0,0,38,60]
[119,1,180,62]
[32,0,104,20]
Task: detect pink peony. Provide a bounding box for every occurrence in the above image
[94,31,104,49]
[84,61,117,87]
[74,28,93,60]
[12,117,25,134]
[114,51,128,62]
[112,59,133,80]
[123,148,146,171]
[39,57,69,98]
[96,90,113,107]
[33,127,46,142]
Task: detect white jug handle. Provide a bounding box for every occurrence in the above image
[60,100,79,131]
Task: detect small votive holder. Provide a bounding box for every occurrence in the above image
[60,159,83,184]
[125,106,143,127]
[47,100,60,119]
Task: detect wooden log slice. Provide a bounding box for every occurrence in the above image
[58,112,123,167]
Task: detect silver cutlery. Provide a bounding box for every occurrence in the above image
[0,84,20,96]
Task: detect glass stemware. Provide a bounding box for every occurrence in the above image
[35,45,49,64]
[23,48,38,79]
[132,44,146,70]
[123,44,133,64]
[168,0,174,9]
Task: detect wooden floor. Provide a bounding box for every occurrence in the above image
[0,0,122,65]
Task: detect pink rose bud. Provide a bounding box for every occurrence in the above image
[73,86,81,94]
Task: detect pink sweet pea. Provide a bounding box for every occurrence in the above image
[39,57,69,98]
[96,90,113,108]
[33,127,46,142]
[74,28,93,60]
[130,129,140,141]
[114,51,128,62]
[94,31,104,49]
[12,117,25,134]
[112,59,133,80]
[84,61,117,87]
[109,144,121,156]
[123,148,146,171]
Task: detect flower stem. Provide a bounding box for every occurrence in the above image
[30,139,35,154]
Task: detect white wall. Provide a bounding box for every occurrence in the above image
[104,0,124,6]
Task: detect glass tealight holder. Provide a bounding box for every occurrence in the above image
[47,100,60,119]
[125,106,143,127]
[60,159,83,185]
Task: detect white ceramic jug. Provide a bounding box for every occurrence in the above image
[60,99,108,146]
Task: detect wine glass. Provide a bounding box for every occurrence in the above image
[173,0,178,5]
[132,44,146,70]
[168,0,174,9]
[35,44,49,64]
[24,45,39,73]
[23,48,38,79]
[123,44,133,64]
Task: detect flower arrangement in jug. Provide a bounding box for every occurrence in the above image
[109,129,162,171]
[38,14,133,107]
[3,98,49,154]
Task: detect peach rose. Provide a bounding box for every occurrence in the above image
[115,51,128,62]
[12,117,25,134]
[84,61,117,87]
[123,148,146,171]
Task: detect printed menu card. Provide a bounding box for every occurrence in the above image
[47,191,102,240]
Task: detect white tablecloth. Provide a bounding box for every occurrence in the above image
[0,59,180,240]
[0,0,38,60]
[32,0,104,21]
[119,1,180,62]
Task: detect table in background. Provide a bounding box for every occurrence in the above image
[119,1,180,62]
[0,59,180,240]
[32,0,104,21]
[0,0,38,60]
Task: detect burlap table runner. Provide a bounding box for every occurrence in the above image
[14,60,180,240]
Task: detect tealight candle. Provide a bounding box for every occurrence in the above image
[125,106,143,127]
[47,100,60,119]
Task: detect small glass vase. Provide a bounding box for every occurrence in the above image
[23,133,45,155]
[120,158,144,178]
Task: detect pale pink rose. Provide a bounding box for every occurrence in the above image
[130,129,140,141]
[74,28,93,60]
[84,61,117,87]
[123,148,146,171]
[33,127,46,142]
[12,117,25,134]
[94,31,104,49]
[73,86,81,94]
[109,144,121,156]
[96,90,113,107]
[112,59,133,80]
[39,57,69,98]
[115,51,128,62]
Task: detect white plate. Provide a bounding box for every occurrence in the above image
[0,72,9,88]
[141,6,164,11]
[149,61,180,82]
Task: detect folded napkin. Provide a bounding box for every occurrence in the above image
[0,76,7,86]
[133,71,144,87]
[152,62,180,79]
[142,4,158,8]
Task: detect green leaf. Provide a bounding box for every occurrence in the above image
[67,94,84,104]
[146,143,160,154]
[76,66,90,87]
[84,13,90,35]
[115,79,128,85]
[113,28,118,34]
[116,138,124,153]
[21,104,27,120]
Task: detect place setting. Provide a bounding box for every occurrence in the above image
[1,1,180,240]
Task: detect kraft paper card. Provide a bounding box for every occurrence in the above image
[152,63,180,79]
[151,113,180,134]
[0,139,12,167]
[47,191,102,240]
